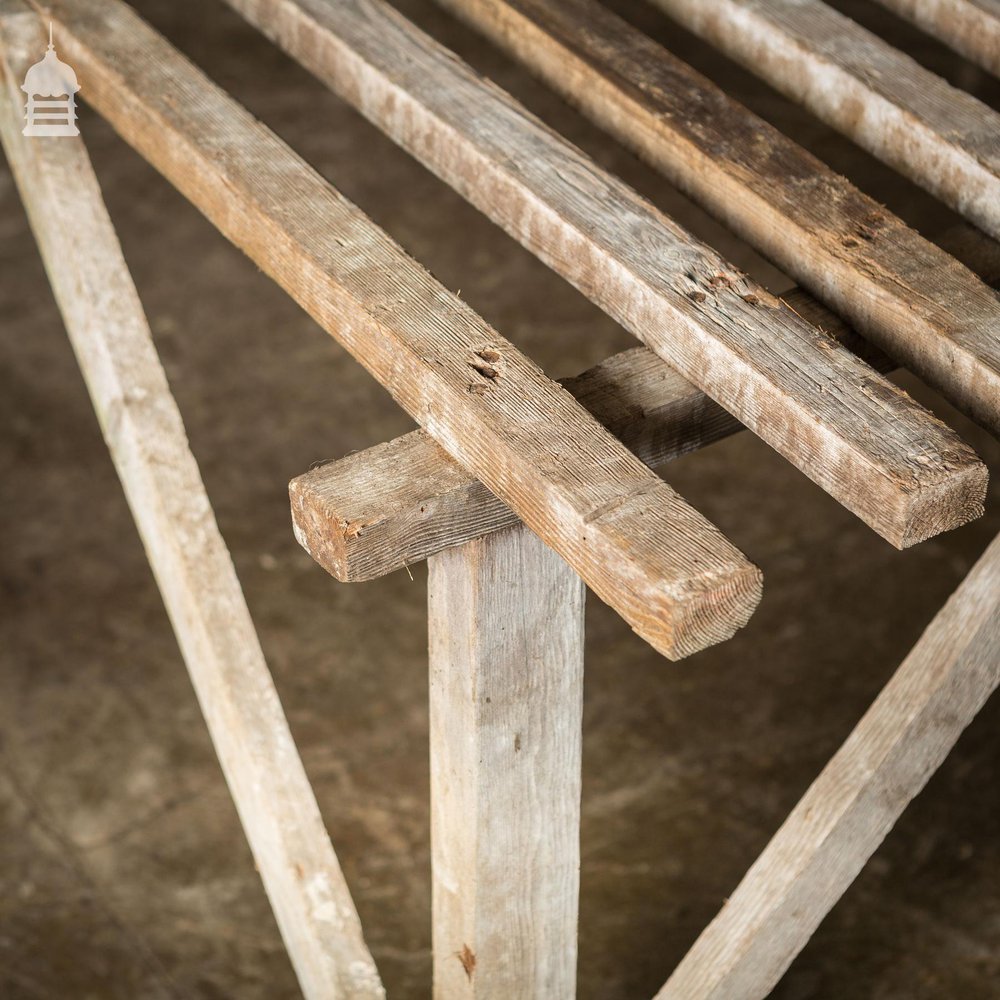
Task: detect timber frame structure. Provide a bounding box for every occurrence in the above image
[2,0,999,996]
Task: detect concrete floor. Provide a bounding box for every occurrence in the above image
[2,1,999,997]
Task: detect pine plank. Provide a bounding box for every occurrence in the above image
[225,0,988,548]
[435,0,1000,436]
[0,9,383,998]
[648,0,1000,241]
[874,0,1000,77]
[38,0,765,661]
[291,225,1000,582]
[658,529,1000,1000]
[429,522,584,999]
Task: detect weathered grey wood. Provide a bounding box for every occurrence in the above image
[225,0,988,549]
[291,223,1000,582]
[0,10,383,998]
[875,0,1000,77]
[41,0,767,661]
[429,522,584,999]
[435,0,1000,438]
[658,530,1000,1000]
[647,0,1000,242]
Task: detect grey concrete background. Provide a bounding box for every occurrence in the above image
[1,0,999,997]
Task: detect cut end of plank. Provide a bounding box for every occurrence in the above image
[643,558,764,661]
[891,454,989,550]
[289,471,360,582]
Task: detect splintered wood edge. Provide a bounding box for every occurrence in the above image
[290,232,999,584]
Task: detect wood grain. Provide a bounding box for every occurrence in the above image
[291,225,1000,582]
[647,0,1000,241]
[38,0,766,661]
[225,0,988,548]
[435,0,1000,437]
[0,9,383,997]
[874,0,1000,77]
[658,528,1000,1000]
[429,523,584,999]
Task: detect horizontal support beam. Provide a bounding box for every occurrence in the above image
[435,0,1000,437]
[658,527,1000,999]
[227,0,987,549]
[291,230,1000,582]
[41,0,766,660]
[647,0,1000,242]
[0,8,384,997]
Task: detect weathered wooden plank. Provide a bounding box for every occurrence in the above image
[657,528,1000,1000]
[647,0,1000,242]
[434,0,1000,438]
[291,223,1000,582]
[874,0,1000,77]
[39,0,766,661]
[0,10,383,998]
[226,0,987,549]
[429,522,584,999]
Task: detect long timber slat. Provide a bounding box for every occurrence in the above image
[874,0,1000,78]
[225,0,988,550]
[0,8,384,998]
[36,0,768,661]
[292,234,1000,582]
[658,528,1000,1000]
[435,0,1000,437]
[647,0,1000,241]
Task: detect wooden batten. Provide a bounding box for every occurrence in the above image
[223,0,988,550]
[658,528,1000,1000]
[291,227,1000,583]
[434,0,1000,437]
[0,7,383,997]
[35,0,777,661]
[648,0,1000,243]
[874,0,1000,77]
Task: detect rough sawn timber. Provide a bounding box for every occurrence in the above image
[429,523,584,999]
[874,0,1000,77]
[647,0,1000,242]
[0,8,383,998]
[434,0,1000,436]
[291,229,1000,583]
[224,0,988,548]
[657,527,1000,1000]
[36,0,765,661]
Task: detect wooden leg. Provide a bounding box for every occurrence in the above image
[429,523,585,999]
[657,531,1000,1000]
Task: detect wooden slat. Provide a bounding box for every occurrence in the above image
[648,0,1000,241]
[434,0,1000,438]
[429,522,584,999]
[0,10,383,998]
[874,0,1000,78]
[38,0,765,662]
[225,0,987,550]
[291,224,1000,583]
[657,528,1000,1000]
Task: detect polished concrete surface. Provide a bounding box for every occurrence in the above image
[2,1,999,996]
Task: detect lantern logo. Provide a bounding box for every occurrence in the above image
[21,24,80,137]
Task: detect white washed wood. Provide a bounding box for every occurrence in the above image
[224,0,989,550]
[658,530,1000,1000]
[429,523,584,999]
[39,0,765,662]
[0,10,383,998]
[874,0,1000,77]
[648,0,1000,240]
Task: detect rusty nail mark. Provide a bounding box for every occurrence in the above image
[458,944,476,981]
